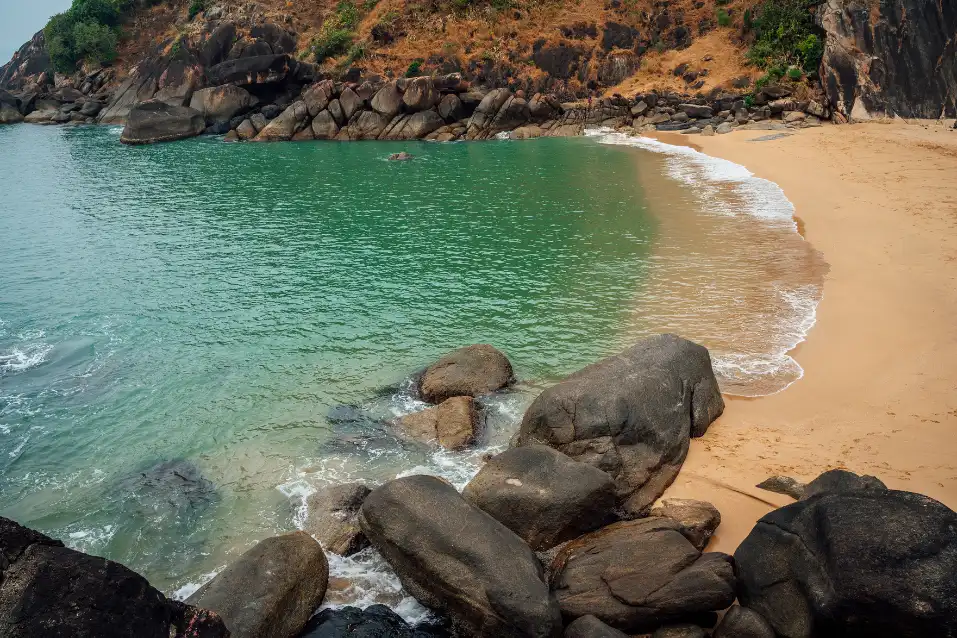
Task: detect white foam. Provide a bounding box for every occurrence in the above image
[63,524,117,555]
[0,343,53,374]
[171,567,224,601]
[322,549,431,624]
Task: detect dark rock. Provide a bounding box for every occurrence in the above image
[658,121,691,131]
[652,625,707,638]
[399,396,478,449]
[371,82,404,117]
[122,459,217,514]
[207,54,293,87]
[0,517,227,637]
[437,94,465,122]
[650,498,721,551]
[254,100,308,141]
[205,122,231,135]
[516,335,724,516]
[712,606,775,638]
[418,344,514,403]
[550,517,736,633]
[250,23,297,55]
[358,475,563,638]
[0,102,23,124]
[260,104,281,119]
[79,100,102,117]
[187,531,328,638]
[189,85,253,124]
[463,445,617,550]
[0,30,51,91]
[300,604,452,637]
[120,101,205,144]
[532,43,586,80]
[563,615,629,638]
[602,22,640,51]
[801,468,887,500]
[678,103,713,118]
[305,483,370,555]
[735,488,957,638]
[403,77,441,111]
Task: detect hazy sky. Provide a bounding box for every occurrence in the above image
[0,0,72,66]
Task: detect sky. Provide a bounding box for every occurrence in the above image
[0,0,72,66]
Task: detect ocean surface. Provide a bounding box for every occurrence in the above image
[0,124,825,613]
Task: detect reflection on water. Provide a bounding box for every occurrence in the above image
[0,124,823,609]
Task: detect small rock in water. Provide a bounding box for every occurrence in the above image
[388,152,414,161]
[800,468,886,500]
[305,483,371,556]
[417,344,514,404]
[123,459,218,514]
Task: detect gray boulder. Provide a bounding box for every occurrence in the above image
[735,489,957,638]
[189,85,253,124]
[438,94,464,122]
[311,110,339,139]
[678,104,713,118]
[712,606,775,638]
[563,615,629,638]
[550,517,735,633]
[399,396,478,450]
[371,82,403,117]
[358,475,563,638]
[303,80,334,117]
[516,334,724,516]
[403,77,440,111]
[652,625,707,638]
[120,101,205,144]
[0,102,23,124]
[79,100,102,117]
[463,445,617,550]
[418,344,514,404]
[0,517,227,637]
[253,100,308,141]
[187,531,328,638]
[801,468,887,500]
[339,87,363,119]
[305,483,370,555]
[755,475,806,500]
[649,498,721,551]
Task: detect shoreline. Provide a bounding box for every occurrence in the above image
[655,120,957,552]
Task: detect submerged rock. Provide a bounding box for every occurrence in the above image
[417,344,514,404]
[516,334,723,516]
[0,517,228,637]
[399,396,478,449]
[388,151,414,161]
[120,101,205,145]
[358,475,563,638]
[187,531,328,638]
[550,517,735,633]
[122,459,218,517]
[735,488,957,638]
[463,445,617,551]
[305,482,371,556]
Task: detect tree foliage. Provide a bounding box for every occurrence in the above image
[44,0,129,73]
[746,0,824,73]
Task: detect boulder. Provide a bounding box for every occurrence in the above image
[783,111,806,124]
[417,344,514,404]
[292,124,315,141]
[253,100,308,141]
[652,625,707,638]
[349,110,391,139]
[371,82,404,117]
[649,498,721,551]
[327,99,345,126]
[303,80,334,117]
[529,93,560,120]
[236,119,257,140]
[300,604,451,637]
[187,531,328,638]
[563,615,629,638]
[224,129,240,142]
[190,85,253,124]
[712,606,775,638]
[121,459,217,515]
[801,468,886,499]
[305,483,370,555]
[388,151,414,161]
[206,54,293,86]
[120,101,205,145]
[0,517,227,637]
[516,335,724,516]
[716,122,733,134]
[463,445,617,550]
[403,77,440,111]
[466,88,512,137]
[79,100,102,117]
[678,104,713,118]
[23,110,55,123]
[755,475,805,499]
[311,110,340,139]
[438,94,465,122]
[358,475,563,638]
[0,103,23,124]
[399,396,478,449]
[383,109,445,140]
[339,87,363,119]
[734,488,957,638]
[550,517,736,633]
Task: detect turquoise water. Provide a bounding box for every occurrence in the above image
[0,124,824,603]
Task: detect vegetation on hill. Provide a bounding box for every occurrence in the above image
[745,0,823,79]
[44,0,137,73]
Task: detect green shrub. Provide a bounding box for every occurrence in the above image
[405,59,423,77]
[313,28,354,62]
[44,0,128,73]
[786,66,802,80]
[335,1,361,28]
[188,0,208,19]
[72,21,118,63]
[716,8,731,26]
[746,0,824,73]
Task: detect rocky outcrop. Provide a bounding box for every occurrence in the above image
[120,101,205,144]
[516,334,724,516]
[187,531,329,638]
[550,517,736,633]
[649,498,721,551]
[735,485,957,638]
[253,100,308,141]
[818,0,957,119]
[190,84,254,124]
[0,30,50,91]
[417,344,514,404]
[358,475,563,638]
[0,517,227,637]
[305,483,370,556]
[463,445,617,551]
[398,396,479,449]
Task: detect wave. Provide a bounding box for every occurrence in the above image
[0,343,53,374]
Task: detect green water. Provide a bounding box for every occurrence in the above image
[0,124,662,592]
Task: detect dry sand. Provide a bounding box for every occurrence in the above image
[656,120,957,553]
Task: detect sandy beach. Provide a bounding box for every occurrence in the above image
[657,120,957,552]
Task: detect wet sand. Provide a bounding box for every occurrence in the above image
[657,121,957,552]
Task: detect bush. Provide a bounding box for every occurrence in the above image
[716,8,731,26]
[313,29,354,62]
[786,66,802,80]
[335,1,361,28]
[746,0,824,73]
[188,0,208,19]
[72,21,118,64]
[44,0,127,73]
[405,60,423,77]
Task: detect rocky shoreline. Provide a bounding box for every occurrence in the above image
[2,335,955,637]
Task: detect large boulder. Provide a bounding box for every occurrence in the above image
[417,344,514,404]
[305,482,370,555]
[0,102,23,124]
[0,517,227,637]
[303,81,334,117]
[712,606,775,638]
[381,109,445,140]
[311,110,340,139]
[437,94,464,122]
[463,445,617,550]
[403,77,440,111]
[300,604,451,637]
[206,54,293,86]
[190,85,253,124]
[800,468,886,500]
[187,531,328,638]
[734,488,957,638]
[515,334,724,516]
[467,88,512,137]
[358,475,563,638]
[253,100,308,141]
[550,517,735,633]
[120,101,205,144]
[371,81,404,117]
[339,86,363,119]
[399,396,478,449]
[649,498,721,551]
[563,615,629,638]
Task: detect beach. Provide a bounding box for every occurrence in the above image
[658,120,957,552]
